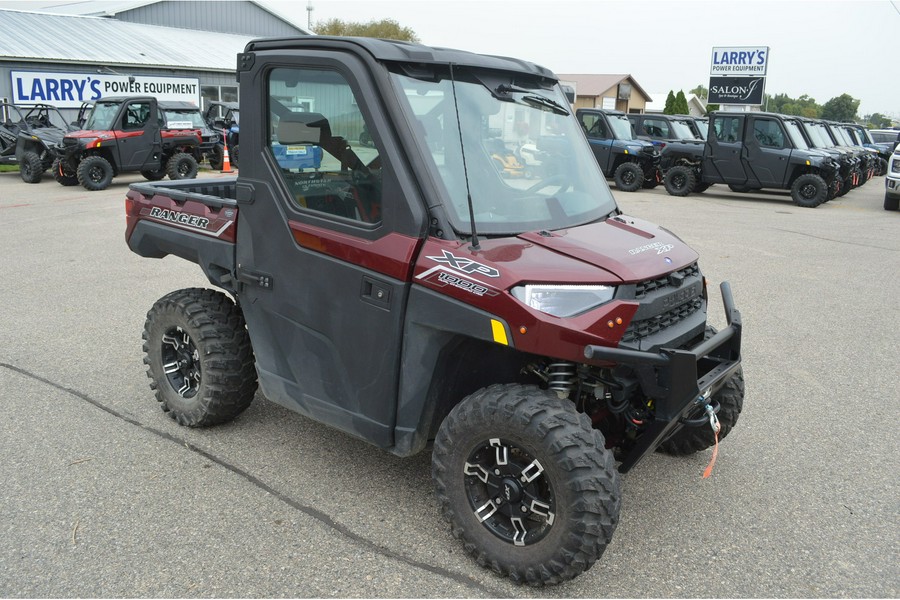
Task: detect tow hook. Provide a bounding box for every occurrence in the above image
[705,403,720,434]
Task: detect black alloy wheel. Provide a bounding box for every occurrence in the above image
[463,438,556,547]
[160,326,201,398]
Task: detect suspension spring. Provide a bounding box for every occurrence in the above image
[547,361,577,394]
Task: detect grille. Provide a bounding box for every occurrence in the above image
[621,298,703,343]
[635,262,699,298]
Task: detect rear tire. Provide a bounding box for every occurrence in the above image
[141,168,166,181]
[231,144,239,167]
[166,152,199,180]
[76,155,114,191]
[432,384,620,586]
[52,158,79,186]
[143,288,257,427]
[613,162,644,192]
[790,173,826,208]
[664,165,695,196]
[19,151,43,184]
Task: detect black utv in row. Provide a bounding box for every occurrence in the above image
[661,111,841,207]
[576,108,661,191]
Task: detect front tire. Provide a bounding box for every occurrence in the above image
[76,155,114,191]
[432,384,620,586]
[166,152,199,180]
[790,173,826,208]
[664,165,695,196]
[613,162,644,192]
[143,288,257,427]
[52,158,79,186]
[19,150,43,184]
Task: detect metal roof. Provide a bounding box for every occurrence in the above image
[0,8,253,72]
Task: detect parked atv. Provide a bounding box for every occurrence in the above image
[576,108,661,191]
[203,101,239,169]
[0,102,77,183]
[56,96,201,191]
[159,101,220,168]
[662,111,841,207]
[126,36,744,586]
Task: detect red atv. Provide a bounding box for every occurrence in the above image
[56,96,201,190]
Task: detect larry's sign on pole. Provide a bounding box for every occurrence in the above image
[710,47,769,76]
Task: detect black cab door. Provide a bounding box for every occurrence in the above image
[115,98,162,170]
[233,55,427,448]
[744,115,791,187]
[706,114,750,184]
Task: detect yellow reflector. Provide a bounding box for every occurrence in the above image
[491,319,509,346]
[624,149,629,154]
[806,160,810,165]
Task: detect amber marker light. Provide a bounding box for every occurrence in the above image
[519,326,527,334]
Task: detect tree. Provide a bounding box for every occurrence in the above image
[663,90,676,114]
[314,17,419,42]
[821,94,860,122]
[673,90,690,115]
[690,84,708,99]
[866,113,892,128]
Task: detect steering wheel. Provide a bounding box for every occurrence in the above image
[526,174,570,194]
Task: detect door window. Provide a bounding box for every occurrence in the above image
[714,116,742,142]
[268,67,382,225]
[123,102,151,130]
[642,118,670,138]
[580,113,608,138]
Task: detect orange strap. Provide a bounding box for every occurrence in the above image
[702,428,719,479]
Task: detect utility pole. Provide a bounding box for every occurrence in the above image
[306,1,314,30]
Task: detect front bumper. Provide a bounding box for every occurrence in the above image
[584,282,742,473]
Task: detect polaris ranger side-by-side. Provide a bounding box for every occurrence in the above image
[662,111,841,207]
[126,37,744,585]
[57,96,202,191]
[576,108,661,191]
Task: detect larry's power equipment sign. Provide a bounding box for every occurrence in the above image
[709,47,769,76]
[10,71,200,108]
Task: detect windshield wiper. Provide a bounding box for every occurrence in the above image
[495,84,570,116]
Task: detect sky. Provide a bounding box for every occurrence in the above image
[282,0,900,118]
[1,0,897,117]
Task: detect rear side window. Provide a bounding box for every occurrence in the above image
[268,67,382,225]
[714,116,742,143]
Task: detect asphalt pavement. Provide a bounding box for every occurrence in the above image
[1,168,897,598]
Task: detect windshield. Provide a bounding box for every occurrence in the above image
[783,120,809,149]
[695,119,709,139]
[390,67,616,236]
[833,127,853,146]
[85,102,121,130]
[163,109,205,129]
[608,114,635,140]
[803,122,830,148]
[672,119,698,140]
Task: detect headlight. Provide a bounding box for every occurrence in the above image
[511,284,615,318]
[891,158,900,174]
